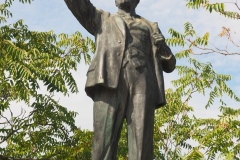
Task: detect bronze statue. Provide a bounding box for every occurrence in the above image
[65,0,176,159]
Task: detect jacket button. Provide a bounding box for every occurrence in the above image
[117,52,121,56]
[118,40,121,43]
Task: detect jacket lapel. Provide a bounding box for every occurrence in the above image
[112,14,126,38]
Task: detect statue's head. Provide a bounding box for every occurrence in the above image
[115,0,140,9]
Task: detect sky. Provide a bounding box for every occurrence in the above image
[1,0,240,130]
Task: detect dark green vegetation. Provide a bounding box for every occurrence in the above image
[0,0,239,159]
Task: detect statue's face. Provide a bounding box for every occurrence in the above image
[115,0,139,9]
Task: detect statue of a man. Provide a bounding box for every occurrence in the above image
[65,0,176,159]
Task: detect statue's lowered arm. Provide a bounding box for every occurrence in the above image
[151,24,176,73]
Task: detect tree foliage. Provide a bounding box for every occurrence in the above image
[0,0,94,159]
[151,1,240,159]
[186,0,240,19]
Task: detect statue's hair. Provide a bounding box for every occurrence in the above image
[115,0,140,7]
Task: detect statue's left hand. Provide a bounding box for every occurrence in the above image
[152,32,165,48]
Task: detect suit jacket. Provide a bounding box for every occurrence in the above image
[65,0,176,108]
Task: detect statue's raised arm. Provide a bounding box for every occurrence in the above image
[64,0,103,35]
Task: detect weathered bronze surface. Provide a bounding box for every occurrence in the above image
[65,0,176,159]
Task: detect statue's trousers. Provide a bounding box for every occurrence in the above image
[92,58,156,160]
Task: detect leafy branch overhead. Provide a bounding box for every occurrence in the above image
[166,22,240,56]
[186,0,240,19]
